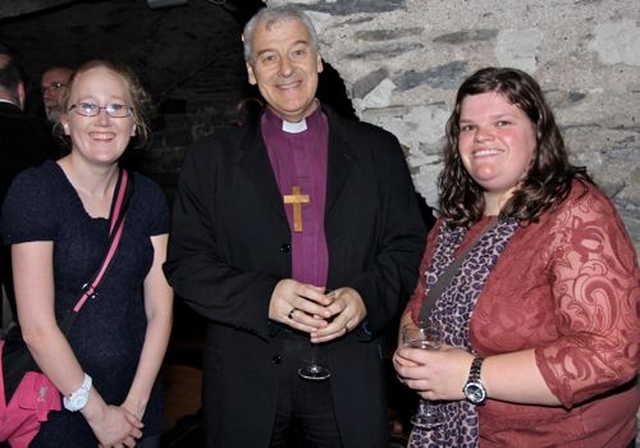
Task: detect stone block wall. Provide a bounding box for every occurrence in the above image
[267,0,640,255]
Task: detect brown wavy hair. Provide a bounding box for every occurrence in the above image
[439,67,591,227]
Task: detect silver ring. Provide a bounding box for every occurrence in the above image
[287,308,297,320]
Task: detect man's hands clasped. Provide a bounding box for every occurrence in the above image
[269,279,367,343]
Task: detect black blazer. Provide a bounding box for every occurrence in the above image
[0,102,53,205]
[164,107,427,448]
[0,101,54,319]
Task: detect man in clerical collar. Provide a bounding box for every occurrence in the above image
[164,5,428,448]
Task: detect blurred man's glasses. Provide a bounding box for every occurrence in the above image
[69,102,134,118]
[40,82,66,93]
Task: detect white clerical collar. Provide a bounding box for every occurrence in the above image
[282,118,308,134]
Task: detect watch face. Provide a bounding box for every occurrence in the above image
[64,388,89,411]
[63,373,93,412]
[464,382,486,404]
[71,392,88,408]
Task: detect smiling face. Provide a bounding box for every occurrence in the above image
[457,91,537,212]
[61,65,136,166]
[245,16,323,123]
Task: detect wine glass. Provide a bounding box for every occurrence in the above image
[298,290,334,381]
[297,342,331,380]
[402,321,443,429]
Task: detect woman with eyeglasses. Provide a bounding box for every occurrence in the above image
[1,59,173,447]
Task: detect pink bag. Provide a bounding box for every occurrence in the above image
[0,340,61,448]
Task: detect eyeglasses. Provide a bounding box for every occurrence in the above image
[40,82,67,94]
[69,102,134,118]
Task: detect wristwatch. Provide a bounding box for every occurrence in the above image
[463,357,487,405]
[63,373,93,412]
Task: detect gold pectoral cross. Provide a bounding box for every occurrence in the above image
[283,186,310,232]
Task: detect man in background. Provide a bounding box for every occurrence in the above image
[40,65,73,158]
[40,65,72,124]
[0,47,53,328]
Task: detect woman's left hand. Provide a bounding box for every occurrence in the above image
[393,345,476,401]
[97,405,144,447]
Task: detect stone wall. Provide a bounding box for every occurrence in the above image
[267,0,640,255]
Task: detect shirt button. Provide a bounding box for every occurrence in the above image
[279,244,291,253]
[271,355,282,365]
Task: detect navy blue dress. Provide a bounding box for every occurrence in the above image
[1,160,170,446]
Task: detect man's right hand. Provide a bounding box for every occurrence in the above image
[268,279,333,333]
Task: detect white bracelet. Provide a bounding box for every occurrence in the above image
[63,373,93,412]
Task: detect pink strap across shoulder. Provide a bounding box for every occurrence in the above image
[72,170,129,313]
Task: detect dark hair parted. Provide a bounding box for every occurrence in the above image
[439,67,592,227]
[62,59,151,146]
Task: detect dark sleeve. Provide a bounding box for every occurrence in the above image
[163,143,281,340]
[2,167,57,244]
[0,115,54,207]
[415,192,437,232]
[135,174,170,237]
[345,129,428,336]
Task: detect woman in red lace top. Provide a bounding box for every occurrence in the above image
[394,67,639,448]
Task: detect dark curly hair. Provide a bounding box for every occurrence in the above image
[439,67,591,227]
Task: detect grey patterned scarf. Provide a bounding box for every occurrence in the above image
[409,218,519,448]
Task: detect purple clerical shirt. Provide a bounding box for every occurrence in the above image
[261,104,329,287]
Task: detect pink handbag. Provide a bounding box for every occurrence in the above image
[0,169,132,447]
[0,341,61,448]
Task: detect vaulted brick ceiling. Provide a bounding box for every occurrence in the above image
[0,0,265,101]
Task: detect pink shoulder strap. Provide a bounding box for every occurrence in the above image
[72,169,130,313]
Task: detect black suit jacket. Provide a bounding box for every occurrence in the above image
[0,101,54,319]
[164,107,427,448]
[0,101,53,204]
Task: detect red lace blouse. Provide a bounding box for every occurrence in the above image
[408,180,640,447]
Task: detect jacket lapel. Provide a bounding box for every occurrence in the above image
[325,111,355,216]
[236,125,289,225]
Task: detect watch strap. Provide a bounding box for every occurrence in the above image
[63,373,92,412]
[463,356,487,405]
[468,356,483,381]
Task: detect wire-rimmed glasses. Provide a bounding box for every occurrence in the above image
[69,102,134,118]
[40,81,67,94]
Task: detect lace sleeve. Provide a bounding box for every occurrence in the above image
[535,184,640,408]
